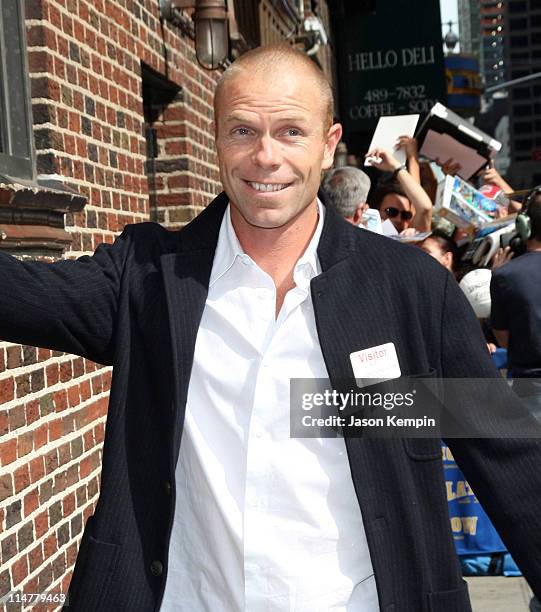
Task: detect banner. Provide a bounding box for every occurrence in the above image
[442,443,507,555]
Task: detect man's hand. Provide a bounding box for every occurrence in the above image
[365,148,402,173]
[396,135,418,160]
[399,227,418,237]
[480,164,514,193]
[491,246,514,271]
[435,157,462,176]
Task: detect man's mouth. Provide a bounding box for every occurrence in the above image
[245,181,291,193]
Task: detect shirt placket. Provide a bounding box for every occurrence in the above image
[244,266,312,611]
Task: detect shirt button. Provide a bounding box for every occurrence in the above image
[150,560,163,576]
[164,481,171,495]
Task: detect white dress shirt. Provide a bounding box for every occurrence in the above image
[160,202,379,611]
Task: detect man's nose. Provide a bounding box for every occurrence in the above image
[252,134,282,168]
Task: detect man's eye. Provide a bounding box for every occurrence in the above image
[285,128,301,137]
[233,127,251,136]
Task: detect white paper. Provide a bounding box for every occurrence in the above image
[359,209,383,234]
[382,218,399,236]
[419,129,487,179]
[365,114,420,167]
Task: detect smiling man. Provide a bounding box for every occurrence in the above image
[2,45,541,612]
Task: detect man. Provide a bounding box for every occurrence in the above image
[1,45,541,612]
[321,166,371,225]
[491,190,541,420]
[490,190,541,612]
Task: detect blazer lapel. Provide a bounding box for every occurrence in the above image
[160,193,228,463]
[312,204,381,386]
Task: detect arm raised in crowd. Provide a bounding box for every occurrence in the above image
[397,135,420,185]
[366,147,433,232]
[0,226,133,365]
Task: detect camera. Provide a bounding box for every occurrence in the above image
[500,231,526,256]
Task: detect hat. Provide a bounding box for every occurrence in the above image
[459,268,492,319]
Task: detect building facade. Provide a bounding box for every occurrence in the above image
[504,0,541,186]
[458,0,481,57]
[480,0,506,89]
[0,0,337,601]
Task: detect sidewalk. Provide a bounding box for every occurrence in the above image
[466,576,533,611]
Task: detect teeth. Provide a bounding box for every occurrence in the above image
[248,182,288,192]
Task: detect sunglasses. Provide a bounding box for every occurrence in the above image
[384,207,413,221]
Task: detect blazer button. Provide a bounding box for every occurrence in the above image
[164,481,171,495]
[150,560,163,577]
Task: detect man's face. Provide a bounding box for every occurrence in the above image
[378,193,414,233]
[215,67,342,231]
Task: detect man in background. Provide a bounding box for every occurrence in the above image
[491,190,541,420]
[321,166,371,226]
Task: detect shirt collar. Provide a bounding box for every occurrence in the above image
[209,199,325,288]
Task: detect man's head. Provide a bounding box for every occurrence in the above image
[321,167,371,225]
[527,194,541,245]
[372,180,414,233]
[213,45,342,234]
[419,231,458,272]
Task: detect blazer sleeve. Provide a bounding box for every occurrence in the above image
[0,225,133,365]
[440,273,541,595]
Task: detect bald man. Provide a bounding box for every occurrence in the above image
[2,44,541,612]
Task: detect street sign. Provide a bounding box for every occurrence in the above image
[334,0,448,134]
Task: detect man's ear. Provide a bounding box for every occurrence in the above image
[443,251,454,270]
[322,123,343,170]
[352,203,366,226]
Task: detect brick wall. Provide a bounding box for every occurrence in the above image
[0,0,223,604]
[0,0,336,606]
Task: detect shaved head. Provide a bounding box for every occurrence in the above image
[214,44,334,135]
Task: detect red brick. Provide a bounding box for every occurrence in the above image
[25,400,40,425]
[34,511,49,538]
[62,493,76,516]
[18,431,34,458]
[0,410,7,435]
[54,389,68,412]
[0,438,17,466]
[38,348,51,362]
[14,464,30,493]
[34,424,49,450]
[0,473,13,502]
[24,489,39,517]
[29,456,45,483]
[59,361,72,383]
[48,419,63,442]
[67,384,80,408]
[7,346,21,368]
[43,534,57,558]
[0,378,15,404]
[46,363,59,386]
[12,556,28,586]
[28,544,44,573]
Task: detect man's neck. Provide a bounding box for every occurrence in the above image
[231,201,319,316]
[527,238,541,252]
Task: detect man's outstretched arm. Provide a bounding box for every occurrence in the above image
[0,225,133,365]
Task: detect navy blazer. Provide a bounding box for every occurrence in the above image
[1,192,541,612]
